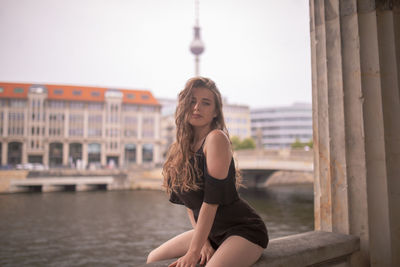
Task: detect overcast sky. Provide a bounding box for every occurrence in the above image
[0,0,311,108]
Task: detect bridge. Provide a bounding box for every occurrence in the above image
[9,176,114,193]
[234,149,313,187]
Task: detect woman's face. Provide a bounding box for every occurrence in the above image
[188,87,217,128]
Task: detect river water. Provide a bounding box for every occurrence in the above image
[0,185,313,266]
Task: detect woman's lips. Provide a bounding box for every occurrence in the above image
[191,114,202,119]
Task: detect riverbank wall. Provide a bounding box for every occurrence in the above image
[0,168,313,193]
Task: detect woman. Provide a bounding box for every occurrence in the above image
[147,77,268,267]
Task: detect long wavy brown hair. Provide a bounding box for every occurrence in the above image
[163,77,241,194]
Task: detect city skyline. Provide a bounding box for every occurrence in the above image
[0,0,312,108]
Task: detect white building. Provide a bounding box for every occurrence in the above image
[251,103,312,149]
[0,82,162,168]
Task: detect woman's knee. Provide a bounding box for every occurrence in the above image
[146,249,159,263]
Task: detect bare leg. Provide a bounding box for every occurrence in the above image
[147,230,194,263]
[205,235,264,267]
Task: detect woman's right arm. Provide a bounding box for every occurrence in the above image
[186,208,215,266]
[187,208,196,228]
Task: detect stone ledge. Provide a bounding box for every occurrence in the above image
[141,231,360,267]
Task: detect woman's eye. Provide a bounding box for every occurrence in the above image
[203,102,210,106]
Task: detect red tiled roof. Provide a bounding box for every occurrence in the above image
[0,83,30,99]
[0,82,159,106]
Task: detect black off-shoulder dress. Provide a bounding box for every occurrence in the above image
[169,145,269,250]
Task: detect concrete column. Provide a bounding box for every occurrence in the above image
[83,107,88,138]
[310,0,400,266]
[101,142,106,166]
[137,143,142,165]
[155,112,160,139]
[2,142,7,165]
[43,141,49,166]
[312,0,331,232]
[138,112,142,139]
[324,0,349,234]
[153,143,160,164]
[340,1,369,265]
[22,141,27,164]
[376,2,400,265]
[358,3,392,267]
[120,142,125,168]
[62,142,69,166]
[64,107,69,138]
[82,142,88,169]
[3,106,8,137]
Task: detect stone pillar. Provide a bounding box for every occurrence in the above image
[310,0,400,266]
[3,106,8,137]
[2,142,7,165]
[83,108,88,138]
[82,142,88,170]
[138,112,142,139]
[22,141,27,164]
[43,141,49,166]
[137,143,142,165]
[120,142,125,168]
[62,142,69,166]
[154,112,160,140]
[101,142,106,166]
[64,108,69,138]
[153,143,160,164]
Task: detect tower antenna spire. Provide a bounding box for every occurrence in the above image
[190,0,205,76]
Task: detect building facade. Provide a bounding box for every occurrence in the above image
[0,82,161,169]
[223,102,251,140]
[251,103,312,149]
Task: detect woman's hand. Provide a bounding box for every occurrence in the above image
[168,251,200,267]
[199,240,215,265]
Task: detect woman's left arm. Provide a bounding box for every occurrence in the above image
[169,130,231,267]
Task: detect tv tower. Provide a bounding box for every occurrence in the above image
[190,0,205,76]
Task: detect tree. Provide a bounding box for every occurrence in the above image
[239,137,256,150]
[231,136,241,151]
[231,136,256,150]
[291,138,313,149]
[291,138,305,149]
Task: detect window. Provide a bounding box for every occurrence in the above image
[88,102,102,110]
[142,144,153,162]
[127,93,135,99]
[88,128,102,137]
[10,100,26,107]
[69,128,83,136]
[125,144,136,163]
[89,114,102,123]
[142,105,156,112]
[123,104,139,111]
[54,89,63,95]
[49,100,64,108]
[72,90,82,96]
[70,102,84,109]
[91,91,100,97]
[124,129,137,137]
[141,94,150,100]
[124,116,138,124]
[0,87,3,93]
[14,87,24,93]
[69,114,83,122]
[142,116,155,138]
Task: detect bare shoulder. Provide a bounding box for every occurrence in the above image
[204,129,231,153]
[204,129,232,180]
